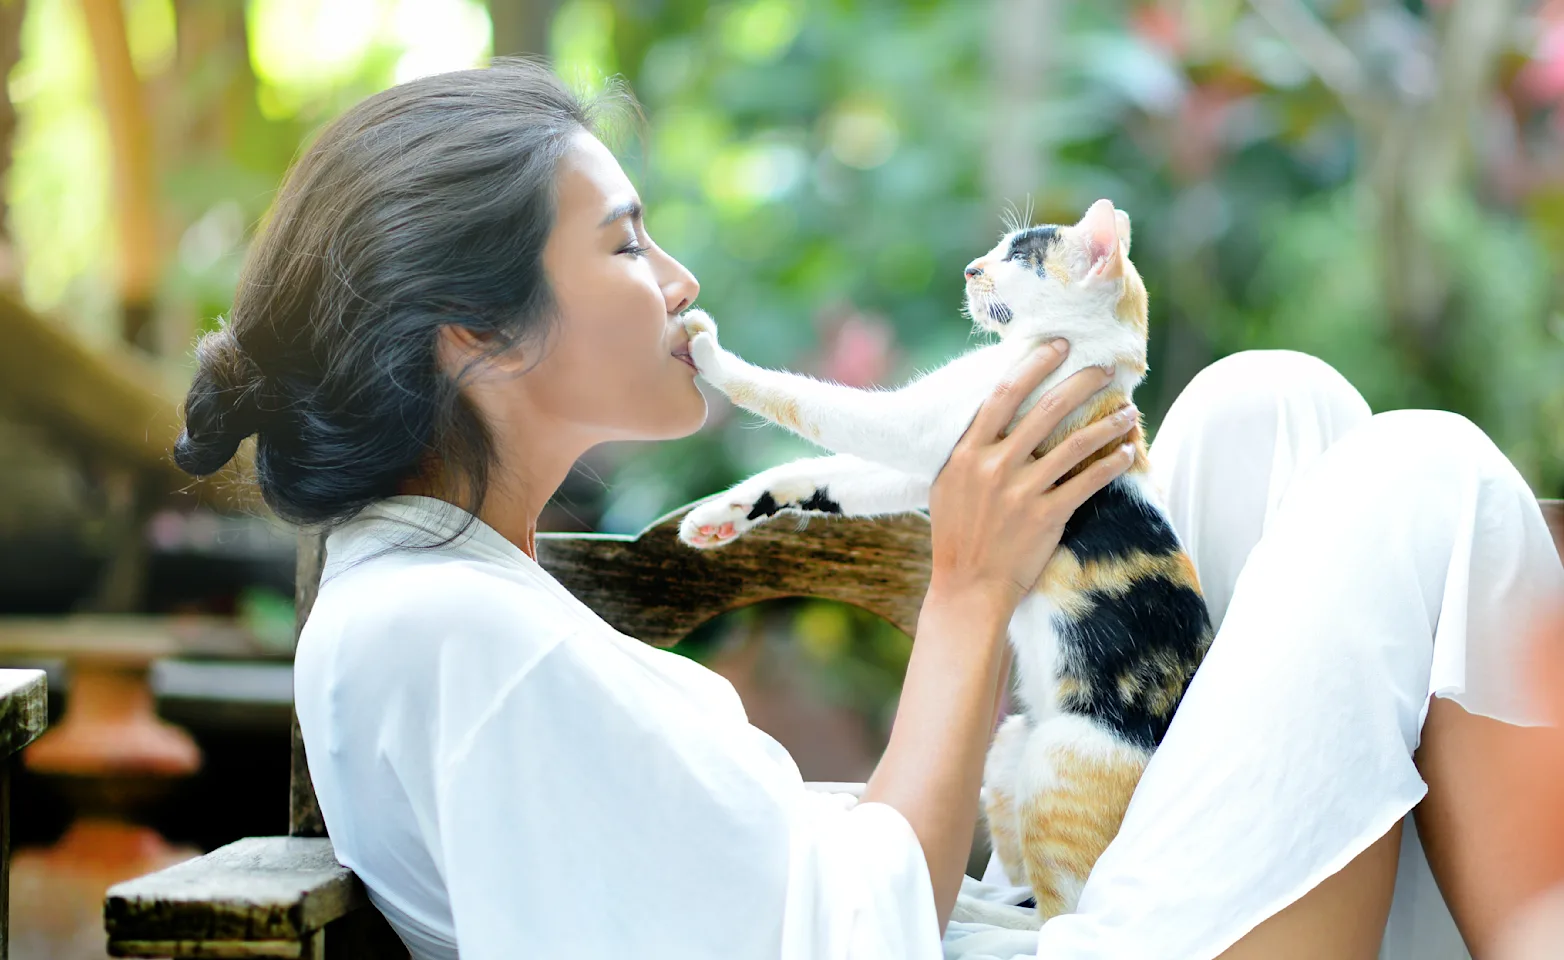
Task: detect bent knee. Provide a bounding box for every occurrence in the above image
[1167,350,1370,437]
[1185,350,1364,411]
[1349,410,1508,479]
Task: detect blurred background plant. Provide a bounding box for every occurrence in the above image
[0,8,1560,941]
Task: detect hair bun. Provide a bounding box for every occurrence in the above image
[173,326,266,477]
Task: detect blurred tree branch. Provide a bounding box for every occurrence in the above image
[489,0,557,57]
[79,0,161,352]
[1250,0,1519,394]
[1246,0,1378,126]
[0,0,23,292]
[985,0,1055,213]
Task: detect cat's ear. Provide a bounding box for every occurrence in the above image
[1075,199,1125,283]
[1115,209,1132,256]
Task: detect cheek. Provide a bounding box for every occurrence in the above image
[993,264,1045,303]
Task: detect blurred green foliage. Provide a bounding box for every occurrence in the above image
[9,0,1564,734]
[576,0,1564,535]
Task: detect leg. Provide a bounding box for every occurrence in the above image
[1147,350,1394,958]
[1148,349,1372,628]
[1030,409,1563,959]
[1217,820,1405,960]
[679,454,929,548]
[1414,697,1563,956]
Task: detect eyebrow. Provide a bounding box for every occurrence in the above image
[599,200,643,228]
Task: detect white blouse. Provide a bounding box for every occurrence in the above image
[294,495,940,960]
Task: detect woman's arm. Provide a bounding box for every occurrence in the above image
[861,341,1136,930]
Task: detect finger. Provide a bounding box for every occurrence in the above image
[1023,403,1137,487]
[1001,365,1116,465]
[1049,441,1136,512]
[964,340,1069,446]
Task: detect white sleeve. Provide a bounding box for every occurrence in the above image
[432,633,941,960]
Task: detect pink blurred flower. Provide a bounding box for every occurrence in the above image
[1131,2,1185,59]
[1518,19,1564,105]
[814,308,898,388]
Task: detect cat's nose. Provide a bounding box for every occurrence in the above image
[964,262,983,278]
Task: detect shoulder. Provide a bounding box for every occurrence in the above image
[303,552,580,682]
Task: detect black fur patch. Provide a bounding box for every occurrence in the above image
[799,489,842,514]
[746,487,843,522]
[1052,477,1214,751]
[746,492,781,521]
[1059,479,1183,565]
[1006,225,1059,268]
[1056,576,1211,750]
[989,302,1013,324]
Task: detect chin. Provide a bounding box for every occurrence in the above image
[654,390,709,440]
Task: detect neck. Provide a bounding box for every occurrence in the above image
[400,429,592,561]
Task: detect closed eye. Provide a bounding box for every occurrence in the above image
[618,241,650,258]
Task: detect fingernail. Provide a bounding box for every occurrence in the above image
[1120,442,1136,458]
[1049,338,1068,353]
[1118,404,1138,423]
[1099,364,1117,377]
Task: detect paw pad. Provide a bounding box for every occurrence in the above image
[679,502,754,549]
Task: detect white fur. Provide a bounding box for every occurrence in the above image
[1006,593,1067,720]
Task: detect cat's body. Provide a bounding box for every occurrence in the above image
[679,200,1213,923]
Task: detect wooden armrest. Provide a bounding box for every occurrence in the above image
[104,836,366,958]
[0,667,47,760]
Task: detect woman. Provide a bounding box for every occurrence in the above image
[172,61,1564,959]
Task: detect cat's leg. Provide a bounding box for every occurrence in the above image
[983,712,1031,889]
[679,454,929,549]
[683,309,1024,480]
[1012,714,1150,919]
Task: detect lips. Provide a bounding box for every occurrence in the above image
[672,345,696,370]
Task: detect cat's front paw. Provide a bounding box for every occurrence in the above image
[680,308,723,378]
[679,497,761,549]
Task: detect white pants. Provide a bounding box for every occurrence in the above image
[948,350,1564,960]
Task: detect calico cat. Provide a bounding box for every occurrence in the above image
[675,200,1214,923]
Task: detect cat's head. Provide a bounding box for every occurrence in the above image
[963,199,1149,355]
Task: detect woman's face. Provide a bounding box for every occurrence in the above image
[520,130,706,445]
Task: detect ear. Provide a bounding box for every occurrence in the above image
[1075,199,1124,282]
[438,324,521,374]
[1114,209,1132,256]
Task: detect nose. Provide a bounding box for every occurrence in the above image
[658,248,700,315]
[964,262,984,279]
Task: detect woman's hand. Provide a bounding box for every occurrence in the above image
[928,340,1138,610]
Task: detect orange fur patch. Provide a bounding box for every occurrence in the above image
[726,381,813,438]
[984,785,1024,887]
[1038,547,1200,605]
[1116,268,1150,337]
[1028,388,1152,482]
[1018,746,1148,917]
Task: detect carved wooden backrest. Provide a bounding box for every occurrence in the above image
[287,504,935,837]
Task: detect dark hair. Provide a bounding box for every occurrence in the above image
[174,58,616,528]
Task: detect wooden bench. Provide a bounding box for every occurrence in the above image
[103,501,1564,959]
[0,669,50,960]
